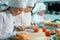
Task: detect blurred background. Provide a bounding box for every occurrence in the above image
[36,0,60,21]
[0,0,60,21]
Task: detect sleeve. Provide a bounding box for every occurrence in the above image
[0,14,3,34]
[0,13,16,39]
[31,15,37,25]
[32,14,38,23]
[0,13,8,39]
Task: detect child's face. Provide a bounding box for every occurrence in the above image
[24,6,32,12]
[38,10,45,16]
[10,7,23,15]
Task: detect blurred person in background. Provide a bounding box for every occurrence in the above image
[21,0,38,29]
[32,3,46,27]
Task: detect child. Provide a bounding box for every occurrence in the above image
[0,0,26,39]
[21,0,37,29]
[32,3,46,27]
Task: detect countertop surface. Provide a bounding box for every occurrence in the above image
[11,29,51,40]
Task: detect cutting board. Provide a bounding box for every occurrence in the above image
[10,29,51,40]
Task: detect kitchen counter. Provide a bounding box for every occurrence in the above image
[45,22,60,28]
[10,29,51,40]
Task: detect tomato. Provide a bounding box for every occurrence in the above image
[42,27,47,32]
[34,28,39,32]
[55,29,60,35]
[18,33,30,39]
[45,30,51,36]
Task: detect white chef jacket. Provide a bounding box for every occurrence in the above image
[0,11,16,39]
[21,11,32,27]
[13,14,22,27]
[32,14,45,23]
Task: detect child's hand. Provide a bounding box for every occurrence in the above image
[31,22,37,25]
[32,25,39,29]
[14,26,24,31]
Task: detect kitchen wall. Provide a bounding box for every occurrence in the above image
[36,0,60,20]
[38,0,60,2]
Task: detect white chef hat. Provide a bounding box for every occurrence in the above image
[27,0,37,7]
[0,0,10,11]
[0,4,9,11]
[0,0,11,4]
[32,3,46,14]
[8,0,26,8]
